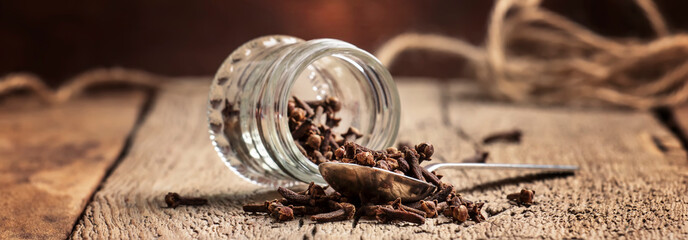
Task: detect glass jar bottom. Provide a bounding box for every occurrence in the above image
[208,35,304,188]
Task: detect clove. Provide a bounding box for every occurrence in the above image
[268,202,295,221]
[452,205,469,222]
[507,189,535,206]
[482,129,522,144]
[164,192,208,208]
[390,198,426,217]
[461,151,489,163]
[277,187,312,205]
[402,147,425,181]
[374,207,425,225]
[311,203,355,222]
[418,200,438,218]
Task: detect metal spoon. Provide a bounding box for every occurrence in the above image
[318,162,578,203]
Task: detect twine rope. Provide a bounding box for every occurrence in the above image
[0,0,684,109]
[376,0,687,109]
[0,68,163,104]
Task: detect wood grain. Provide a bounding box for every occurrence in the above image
[71,79,688,239]
[443,82,688,238]
[0,92,145,239]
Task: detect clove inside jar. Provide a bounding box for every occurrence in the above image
[208,35,400,187]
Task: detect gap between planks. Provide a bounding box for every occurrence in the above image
[0,91,147,240]
[68,90,158,238]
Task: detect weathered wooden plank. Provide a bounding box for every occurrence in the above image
[71,79,688,239]
[0,91,146,239]
[441,82,688,239]
[396,80,475,165]
[70,79,452,239]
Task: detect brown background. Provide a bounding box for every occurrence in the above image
[2,0,688,85]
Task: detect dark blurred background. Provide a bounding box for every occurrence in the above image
[2,0,688,86]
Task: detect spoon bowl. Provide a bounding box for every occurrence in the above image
[318,162,435,203]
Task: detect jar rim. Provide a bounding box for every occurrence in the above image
[263,38,401,184]
[208,35,400,187]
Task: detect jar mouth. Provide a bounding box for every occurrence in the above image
[209,36,400,187]
[264,39,400,184]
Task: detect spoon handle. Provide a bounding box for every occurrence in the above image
[424,163,579,172]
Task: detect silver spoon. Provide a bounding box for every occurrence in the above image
[319,162,578,203]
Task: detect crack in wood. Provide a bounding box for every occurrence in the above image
[68,90,158,238]
[654,107,688,152]
[439,80,483,153]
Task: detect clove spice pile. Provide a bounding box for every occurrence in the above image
[241,96,488,224]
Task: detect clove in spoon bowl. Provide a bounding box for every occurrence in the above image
[318,162,578,203]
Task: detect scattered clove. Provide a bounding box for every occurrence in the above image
[375,207,425,225]
[467,202,486,222]
[461,151,489,163]
[452,205,469,222]
[164,192,208,208]
[311,203,355,222]
[390,198,427,217]
[482,129,522,144]
[270,204,295,221]
[507,188,535,206]
[242,202,269,213]
[415,142,434,161]
[277,186,312,205]
[418,200,438,218]
[402,147,425,181]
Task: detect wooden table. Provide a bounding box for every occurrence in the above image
[2,78,688,239]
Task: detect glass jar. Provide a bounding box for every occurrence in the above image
[207,35,400,187]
